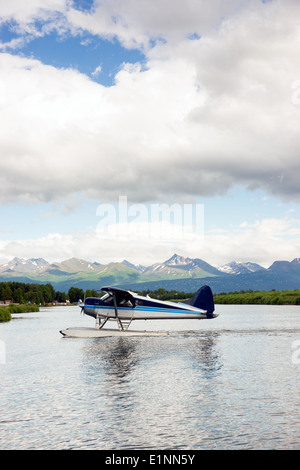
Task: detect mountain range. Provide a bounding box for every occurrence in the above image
[0,254,299,293]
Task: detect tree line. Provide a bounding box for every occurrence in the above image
[137,288,193,301]
[0,281,55,305]
[0,282,100,305]
[213,289,300,305]
[0,283,191,305]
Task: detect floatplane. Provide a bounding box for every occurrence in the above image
[60,285,217,338]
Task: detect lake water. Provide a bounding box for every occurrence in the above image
[1,304,300,450]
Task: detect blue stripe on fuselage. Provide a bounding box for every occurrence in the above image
[84,305,203,315]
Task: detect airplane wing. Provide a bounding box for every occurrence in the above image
[101,286,129,294]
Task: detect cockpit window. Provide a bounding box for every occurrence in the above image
[119,299,133,307]
[86,292,135,308]
[103,295,114,305]
[85,297,101,305]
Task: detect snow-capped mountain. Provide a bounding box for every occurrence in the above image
[217,261,265,275]
[0,255,299,293]
[143,253,221,276]
[0,257,49,273]
[122,260,146,273]
[144,254,192,274]
[166,254,192,266]
[47,257,102,274]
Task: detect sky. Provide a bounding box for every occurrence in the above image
[0,0,300,267]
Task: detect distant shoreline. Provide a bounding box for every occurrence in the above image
[213,289,300,305]
[1,289,299,323]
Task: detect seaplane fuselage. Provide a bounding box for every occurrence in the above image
[83,286,217,321]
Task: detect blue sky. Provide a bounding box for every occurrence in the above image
[19,30,145,87]
[0,0,300,267]
[0,13,145,87]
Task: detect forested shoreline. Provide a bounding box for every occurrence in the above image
[213,289,300,305]
[1,281,299,306]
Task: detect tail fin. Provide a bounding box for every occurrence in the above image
[184,285,215,318]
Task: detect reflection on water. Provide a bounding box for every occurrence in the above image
[1,305,300,449]
[84,337,139,379]
[79,333,223,449]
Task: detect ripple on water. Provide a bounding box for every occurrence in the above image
[1,305,300,449]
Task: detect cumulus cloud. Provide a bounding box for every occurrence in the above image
[0,214,299,267]
[65,0,255,49]
[1,0,254,49]
[0,0,66,25]
[0,0,300,206]
[203,216,300,267]
[91,64,102,77]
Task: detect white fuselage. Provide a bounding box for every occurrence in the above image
[83,293,216,320]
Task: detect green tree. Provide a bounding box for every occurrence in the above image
[85,289,93,298]
[55,291,67,302]
[14,287,24,304]
[39,284,55,303]
[68,287,84,303]
[2,285,12,301]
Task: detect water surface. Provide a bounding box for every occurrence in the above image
[1,304,300,449]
